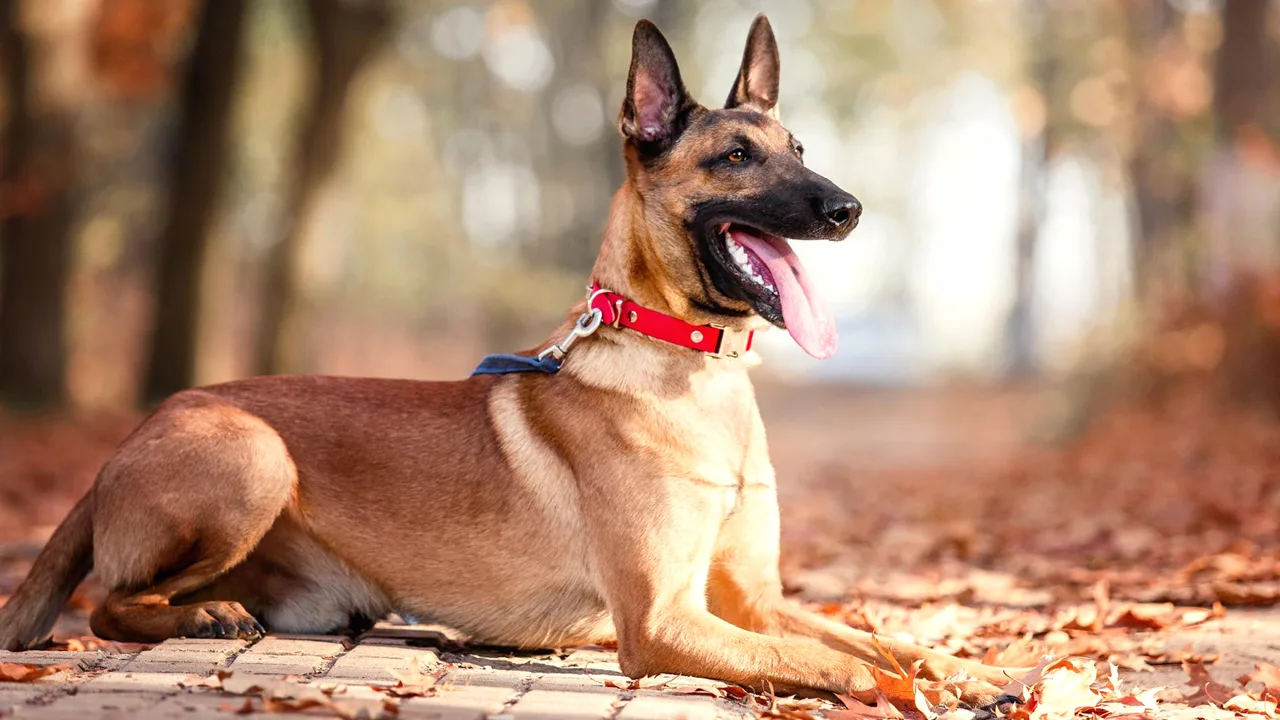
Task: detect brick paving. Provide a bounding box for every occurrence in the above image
[7,611,1280,718]
[0,624,754,719]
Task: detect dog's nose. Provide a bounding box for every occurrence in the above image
[821,195,862,229]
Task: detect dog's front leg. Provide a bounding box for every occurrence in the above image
[707,485,1020,703]
[581,475,878,696]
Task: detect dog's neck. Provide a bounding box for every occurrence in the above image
[589,183,688,320]
[590,183,761,329]
[554,182,762,395]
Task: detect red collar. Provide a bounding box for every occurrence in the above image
[587,283,754,359]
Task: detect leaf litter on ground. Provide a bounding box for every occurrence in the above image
[177,666,449,719]
[0,661,73,682]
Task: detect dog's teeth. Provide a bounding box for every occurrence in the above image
[724,235,768,287]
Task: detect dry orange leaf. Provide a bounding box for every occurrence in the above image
[0,662,72,682]
[46,635,154,654]
[863,636,944,716]
[834,690,906,718]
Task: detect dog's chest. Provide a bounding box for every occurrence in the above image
[637,369,769,491]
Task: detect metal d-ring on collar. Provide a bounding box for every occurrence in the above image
[535,287,609,362]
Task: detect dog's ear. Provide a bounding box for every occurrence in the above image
[618,20,696,150]
[725,14,780,118]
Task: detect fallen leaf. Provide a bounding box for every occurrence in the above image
[1179,660,1235,706]
[669,683,750,700]
[1213,581,1280,606]
[1090,579,1110,633]
[260,697,332,714]
[1030,657,1101,719]
[670,687,723,698]
[0,662,72,682]
[1001,655,1055,699]
[863,636,939,716]
[1224,693,1278,715]
[834,690,906,718]
[179,668,233,690]
[382,664,448,698]
[1244,661,1280,702]
[44,636,154,654]
[179,670,377,720]
[603,676,671,690]
[1110,604,1176,630]
[1094,685,1165,715]
[986,636,1045,669]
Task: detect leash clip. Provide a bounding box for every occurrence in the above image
[537,307,603,362]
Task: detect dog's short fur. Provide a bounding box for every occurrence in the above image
[0,16,1018,705]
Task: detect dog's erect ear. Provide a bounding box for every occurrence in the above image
[618,20,695,149]
[725,14,780,118]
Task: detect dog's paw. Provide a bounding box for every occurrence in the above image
[180,601,265,641]
[924,679,1015,715]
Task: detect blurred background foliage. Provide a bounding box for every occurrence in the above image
[0,0,1277,418]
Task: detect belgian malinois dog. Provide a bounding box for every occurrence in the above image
[1,16,1018,707]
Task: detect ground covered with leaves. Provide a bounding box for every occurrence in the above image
[3,381,1280,718]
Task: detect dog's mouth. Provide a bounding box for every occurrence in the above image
[710,222,837,359]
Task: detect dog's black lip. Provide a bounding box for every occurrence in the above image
[700,220,787,328]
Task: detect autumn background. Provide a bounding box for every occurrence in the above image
[2,0,1280,713]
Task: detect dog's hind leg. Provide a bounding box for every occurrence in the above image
[91,560,265,641]
[87,393,295,643]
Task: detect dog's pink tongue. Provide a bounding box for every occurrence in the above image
[729,230,838,359]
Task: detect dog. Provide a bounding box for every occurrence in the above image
[0,15,1018,708]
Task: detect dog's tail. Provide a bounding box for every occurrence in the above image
[0,491,95,650]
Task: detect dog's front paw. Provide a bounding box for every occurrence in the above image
[924,679,1015,714]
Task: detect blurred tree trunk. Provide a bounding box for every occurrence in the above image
[1213,0,1272,145]
[1203,0,1280,409]
[141,0,247,404]
[254,0,390,376]
[1006,2,1056,377]
[532,0,620,274]
[1125,1,1195,298]
[0,0,90,410]
[1202,0,1278,292]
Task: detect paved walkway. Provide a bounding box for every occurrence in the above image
[0,625,756,719]
[6,611,1280,718]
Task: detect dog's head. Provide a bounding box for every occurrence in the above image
[615,15,860,360]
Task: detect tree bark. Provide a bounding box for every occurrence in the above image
[141,0,247,404]
[1204,0,1280,409]
[254,0,390,376]
[1124,0,1193,298]
[1005,2,1055,377]
[0,0,80,410]
[1213,0,1272,142]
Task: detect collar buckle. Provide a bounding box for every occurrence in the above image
[708,324,752,359]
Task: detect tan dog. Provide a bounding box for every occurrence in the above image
[1,16,1018,708]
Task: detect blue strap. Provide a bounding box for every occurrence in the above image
[470,353,562,376]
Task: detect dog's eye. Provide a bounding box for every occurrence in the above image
[794,144,804,159]
[727,149,747,163]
